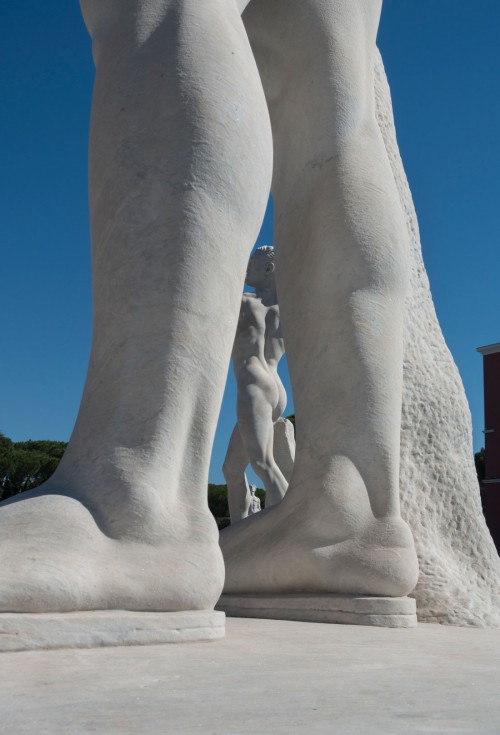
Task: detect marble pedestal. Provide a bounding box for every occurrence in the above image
[217,594,417,628]
[0,610,225,652]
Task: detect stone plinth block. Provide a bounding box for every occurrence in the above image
[0,610,225,652]
[217,594,416,628]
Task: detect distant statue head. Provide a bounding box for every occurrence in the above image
[245,245,275,289]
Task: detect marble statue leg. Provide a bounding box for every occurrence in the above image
[235,380,288,508]
[272,418,295,484]
[224,419,296,523]
[223,424,253,522]
[219,0,419,624]
[0,0,272,646]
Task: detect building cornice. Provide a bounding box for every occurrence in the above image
[477,342,500,356]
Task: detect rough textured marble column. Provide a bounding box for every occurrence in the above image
[374,51,500,627]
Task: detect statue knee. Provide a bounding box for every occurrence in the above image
[249,459,273,481]
[223,453,247,483]
[80,0,126,38]
[222,462,239,483]
[80,0,172,46]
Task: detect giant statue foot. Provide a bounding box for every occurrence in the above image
[0,487,225,650]
[218,464,419,628]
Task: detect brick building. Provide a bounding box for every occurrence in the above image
[477,342,500,552]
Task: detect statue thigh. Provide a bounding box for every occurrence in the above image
[237,374,278,465]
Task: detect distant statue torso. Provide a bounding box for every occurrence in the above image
[232,293,286,422]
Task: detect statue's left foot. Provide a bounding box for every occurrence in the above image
[218,475,419,627]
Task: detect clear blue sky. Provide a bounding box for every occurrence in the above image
[1,1,499,484]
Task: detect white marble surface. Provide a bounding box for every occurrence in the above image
[1,618,499,735]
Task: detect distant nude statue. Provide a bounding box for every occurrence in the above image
[223,246,295,522]
[248,486,261,516]
[1,0,499,651]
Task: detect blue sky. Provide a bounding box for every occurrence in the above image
[1,1,499,484]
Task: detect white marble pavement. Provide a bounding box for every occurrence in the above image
[1,617,499,735]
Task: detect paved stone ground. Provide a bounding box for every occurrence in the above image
[1,618,499,734]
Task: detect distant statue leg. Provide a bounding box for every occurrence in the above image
[223,425,253,522]
[0,0,272,616]
[236,380,288,508]
[224,419,295,523]
[220,0,419,602]
[272,419,295,484]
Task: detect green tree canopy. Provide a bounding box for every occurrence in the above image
[0,433,67,501]
[208,483,265,529]
[0,436,263,528]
